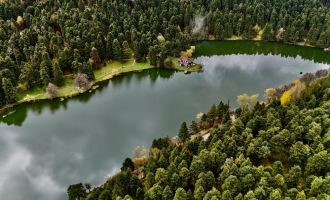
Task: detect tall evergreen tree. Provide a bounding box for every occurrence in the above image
[113,39,122,60]
[178,122,189,142]
[52,62,64,86]
[2,77,16,103]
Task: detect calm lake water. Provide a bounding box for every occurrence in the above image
[0,41,329,200]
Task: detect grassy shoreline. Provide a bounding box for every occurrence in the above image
[0,58,202,116]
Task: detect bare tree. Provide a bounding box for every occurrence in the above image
[46,83,58,99]
[134,146,149,159]
[264,88,277,103]
[291,80,305,101]
[250,94,259,108]
[237,93,259,110]
[300,72,315,84]
[315,69,328,78]
[74,73,91,91]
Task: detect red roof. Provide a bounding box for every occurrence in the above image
[180,56,189,62]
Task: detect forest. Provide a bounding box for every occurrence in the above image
[0,0,330,106]
[67,70,330,199]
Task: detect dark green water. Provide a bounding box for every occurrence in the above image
[195,40,330,64]
[0,41,329,200]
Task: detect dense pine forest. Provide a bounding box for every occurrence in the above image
[0,0,329,199]
[67,74,330,199]
[0,0,330,106]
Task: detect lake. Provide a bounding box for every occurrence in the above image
[0,41,329,200]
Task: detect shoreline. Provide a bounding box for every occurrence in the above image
[0,38,326,116]
[0,58,202,116]
[209,36,318,48]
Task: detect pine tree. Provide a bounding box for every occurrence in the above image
[135,37,147,62]
[113,39,122,60]
[262,23,274,41]
[162,185,173,200]
[173,188,187,200]
[80,62,94,80]
[2,78,16,103]
[122,41,131,60]
[148,45,159,66]
[41,51,52,75]
[52,62,64,86]
[39,63,50,87]
[207,104,217,121]
[190,121,199,134]
[121,158,135,171]
[178,122,189,142]
[106,38,113,60]
[194,186,205,200]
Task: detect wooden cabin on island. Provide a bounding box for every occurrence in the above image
[178,56,194,67]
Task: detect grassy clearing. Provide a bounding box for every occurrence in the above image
[17,87,44,100]
[56,79,77,97]
[95,60,134,78]
[17,78,76,102]
[94,60,153,82]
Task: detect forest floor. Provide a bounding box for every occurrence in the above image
[0,58,202,115]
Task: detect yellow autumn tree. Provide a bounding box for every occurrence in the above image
[186,49,193,57]
[280,80,305,105]
[280,91,291,105]
[157,34,165,43]
[16,16,24,27]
